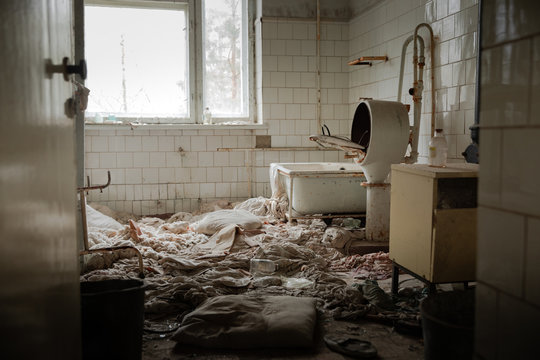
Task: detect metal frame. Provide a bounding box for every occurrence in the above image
[278,169,366,223]
[391,261,471,296]
[79,171,145,278]
[83,0,256,124]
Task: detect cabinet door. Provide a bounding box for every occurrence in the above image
[389,170,435,279]
[431,208,477,283]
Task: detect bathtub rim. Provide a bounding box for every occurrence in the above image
[271,162,365,177]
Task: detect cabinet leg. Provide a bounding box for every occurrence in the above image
[391,264,399,295]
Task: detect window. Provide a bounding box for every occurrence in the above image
[84,0,255,124]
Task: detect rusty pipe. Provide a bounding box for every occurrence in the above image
[78,170,111,191]
[414,23,435,137]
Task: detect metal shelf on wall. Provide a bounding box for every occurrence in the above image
[348,56,388,66]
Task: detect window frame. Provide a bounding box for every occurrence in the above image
[83,0,257,125]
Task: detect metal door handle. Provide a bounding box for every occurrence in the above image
[46,57,87,81]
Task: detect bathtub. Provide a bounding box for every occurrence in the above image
[270,163,367,218]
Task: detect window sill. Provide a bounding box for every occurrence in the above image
[84,122,267,131]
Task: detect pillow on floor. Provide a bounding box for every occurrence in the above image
[171,295,316,349]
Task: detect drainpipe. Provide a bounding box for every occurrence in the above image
[316,0,322,134]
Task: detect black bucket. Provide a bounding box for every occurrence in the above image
[81,279,145,360]
[420,290,475,360]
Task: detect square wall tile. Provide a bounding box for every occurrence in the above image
[477,206,524,297]
[474,283,498,360]
[158,136,175,152]
[108,136,125,152]
[149,152,166,168]
[92,136,108,152]
[133,152,149,168]
[125,169,142,185]
[501,128,540,217]
[478,129,501,207]
[142,168,159,184]
[480,39,530,126]
[292,23,308,40]
[482,0,540,47]
[100,153,117,169]
[525,217,540,306]
[117,153,133,168]
[497,292,540,359]
[142,136,158,152]
[530,35,540,125]
[125,136,142,152]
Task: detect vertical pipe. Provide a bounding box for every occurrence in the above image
[79,190,89,251]
[397,35,423,163]
[397,35,413,102]
[414,23,435,137]
[316,0,321,134]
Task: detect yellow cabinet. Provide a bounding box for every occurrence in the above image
[389,163,478,283]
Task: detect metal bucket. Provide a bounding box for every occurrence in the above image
[81,279,145,360]
[420,290,475,360]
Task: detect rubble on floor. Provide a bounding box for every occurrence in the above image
[81,197,426,352]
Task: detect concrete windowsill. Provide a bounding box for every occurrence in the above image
[84,122,268,131]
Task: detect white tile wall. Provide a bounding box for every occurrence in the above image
[86,1,480,215]
[476,1,540,358]
[85,20,344,215]
[348,0,478,162]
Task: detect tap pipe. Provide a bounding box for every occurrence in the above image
[397,35,424,102]
[397,35,424,163]
[414,23,435,137]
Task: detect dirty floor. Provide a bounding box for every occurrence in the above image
[141,276,426,360]
[143,318,424,360]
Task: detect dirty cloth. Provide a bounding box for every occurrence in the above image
[81,201,420,328]
[191,209,262,235]
[86,204,123,230]
[172,295,316,349]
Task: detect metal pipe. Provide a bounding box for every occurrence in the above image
[78,170,111,191]
[414,23,435,137]
[397,35,424,102]
[79,189,89,251]
[316,0,321,135]
[397,35,423,164]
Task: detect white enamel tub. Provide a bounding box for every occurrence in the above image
[270,163,367,219]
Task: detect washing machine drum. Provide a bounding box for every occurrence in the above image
[310,100,409,161]
[351,101,372,152]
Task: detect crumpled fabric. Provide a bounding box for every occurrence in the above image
[323,226,353,250]
[86,204,123,230]
[172,295,317,349]
[80,201,418,327]
[191,209,262,235]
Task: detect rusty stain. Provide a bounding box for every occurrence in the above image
[361,182,390,188]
